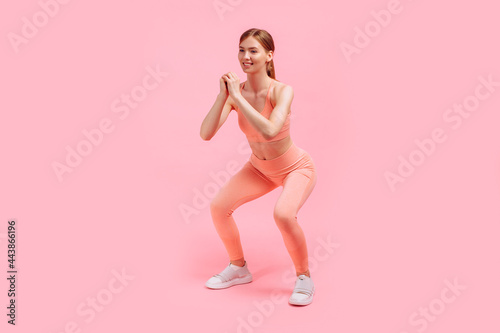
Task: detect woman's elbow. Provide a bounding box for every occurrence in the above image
[200,133,213,141]
[262,126,278,141]
[200,128,212,141]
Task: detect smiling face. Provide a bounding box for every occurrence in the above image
[238,36,272,74]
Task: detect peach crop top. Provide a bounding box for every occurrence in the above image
[233,80,291,143]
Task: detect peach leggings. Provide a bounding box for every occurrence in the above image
[210,143,317,274]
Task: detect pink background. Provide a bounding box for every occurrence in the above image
[1,0,499,332]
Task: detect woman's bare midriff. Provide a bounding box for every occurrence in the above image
[248,135,293,160]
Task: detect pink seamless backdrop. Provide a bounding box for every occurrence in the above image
[1,0,499,332]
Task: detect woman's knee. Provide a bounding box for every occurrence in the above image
[273,206,296,230]
[210,194,233,218]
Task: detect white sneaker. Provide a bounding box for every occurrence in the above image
[288,274,315,306]
[205,261,253,289]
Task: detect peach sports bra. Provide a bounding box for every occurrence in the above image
[233,80,291,143]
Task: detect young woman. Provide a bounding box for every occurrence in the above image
[200,28,318,306]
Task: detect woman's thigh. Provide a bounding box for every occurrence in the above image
[211,160,279,214]
[274,167,317,220]
[273,149,317,219]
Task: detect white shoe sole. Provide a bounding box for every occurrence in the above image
[205,274,253,289]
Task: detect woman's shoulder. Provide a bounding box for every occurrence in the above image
[273,79,293,94]
[271,79,293,104]
[276,78,292,85]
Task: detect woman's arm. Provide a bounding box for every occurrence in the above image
[233,84,293,140]
[200,93,233,141]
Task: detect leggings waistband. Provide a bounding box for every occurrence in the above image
[250,143,304,173]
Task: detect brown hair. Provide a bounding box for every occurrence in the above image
[240,28,277,80]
